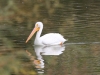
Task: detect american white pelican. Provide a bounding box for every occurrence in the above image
[26,22,67,45]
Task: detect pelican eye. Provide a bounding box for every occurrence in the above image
[36,24,40,31]
[36,24,38,27]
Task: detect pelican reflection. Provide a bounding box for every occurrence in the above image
[34,45,65,69]
[26,45,65,73]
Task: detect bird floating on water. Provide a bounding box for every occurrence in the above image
[26,22,67,45]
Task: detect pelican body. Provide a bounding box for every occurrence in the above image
[26,22,67,45]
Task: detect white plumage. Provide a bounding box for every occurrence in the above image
[26,22,67,45]
[35,33,66,45]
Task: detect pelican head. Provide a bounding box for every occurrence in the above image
[35,22,43,28]
[26,22,43,43]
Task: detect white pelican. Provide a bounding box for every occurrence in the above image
[26,22,67,45]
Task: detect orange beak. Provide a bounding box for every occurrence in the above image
[25,25,40,43]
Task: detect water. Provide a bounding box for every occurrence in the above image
[0,0,100,75]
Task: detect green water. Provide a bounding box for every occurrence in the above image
[0,0,100,75]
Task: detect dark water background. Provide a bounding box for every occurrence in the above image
[0,0,100,75]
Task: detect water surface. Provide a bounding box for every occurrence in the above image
[0,0,100,75]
